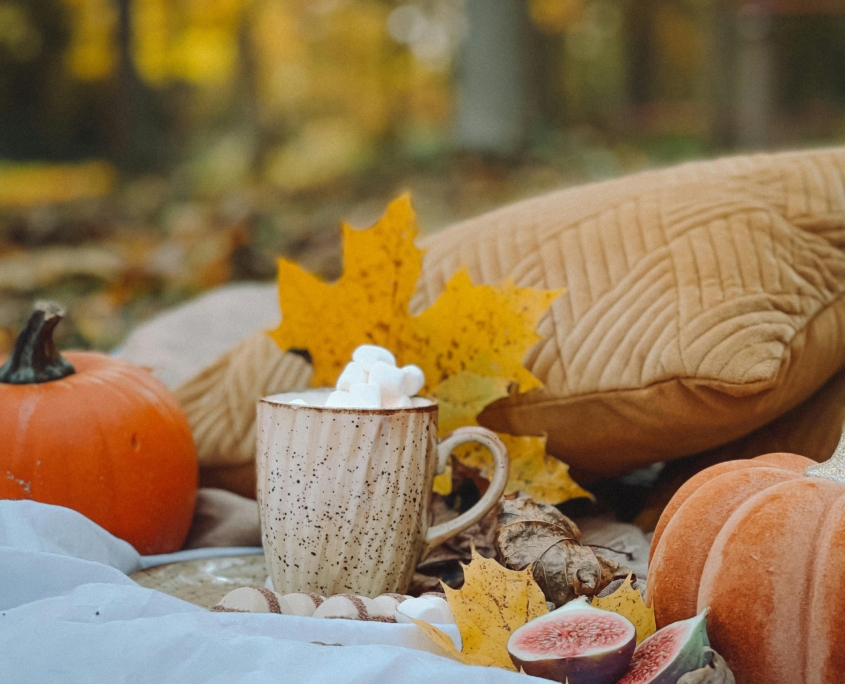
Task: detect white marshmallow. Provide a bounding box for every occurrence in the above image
[352,345,396,371]
[281,592,325,617]
[325,390,355,408]
[368,360,405,396]
[371,594,407,618]
[394,596,456,625]
[349,382,382,408]
[288,398,307,405]
[313,594,379,620]
[411,397,429,408]
[212,587,290,614]
[334,345,425,409]
[399,365,425,396]
[336,362,367,391]
[383,394,412,409]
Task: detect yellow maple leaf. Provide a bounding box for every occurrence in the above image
[448,433,593,505]
[432,372,512,437]
[500,435,594,505]
[413,549,549,669]
[402,270,561,393]
[269,194,563,393]
[592,574,656,644]
[269,195,587,502]
[431,372,512,496]
[270,194,422,387]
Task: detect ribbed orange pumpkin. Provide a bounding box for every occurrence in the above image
[647,446,845,683]
[0,303,198,554]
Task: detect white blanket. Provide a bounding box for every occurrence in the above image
[0,501,542,684]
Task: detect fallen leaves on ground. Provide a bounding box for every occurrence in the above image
[412,549,548,669]
[0,161,115,207]
[592,573,656,644]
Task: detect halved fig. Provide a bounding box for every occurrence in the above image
[617,611,709,684]
[507,597,636,684]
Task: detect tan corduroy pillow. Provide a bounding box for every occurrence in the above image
[414,147,845,478]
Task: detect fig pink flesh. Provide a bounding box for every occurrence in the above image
[617,623,685,684]
[511,613,632,658]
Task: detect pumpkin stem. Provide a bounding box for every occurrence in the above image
[0,301,75,384]
[806,431,845,485]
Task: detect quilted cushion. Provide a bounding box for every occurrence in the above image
[632,366,845,532]
[415,148,845,477]
[691,363,845,470]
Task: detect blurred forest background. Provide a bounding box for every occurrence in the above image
[1,0,845,353]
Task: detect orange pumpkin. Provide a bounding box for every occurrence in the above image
[0,302,198,554]
[647,445,845,683]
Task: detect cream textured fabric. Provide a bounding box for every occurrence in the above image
[697,363,845,468]
[415,148,845,476]
[174,332,312,469]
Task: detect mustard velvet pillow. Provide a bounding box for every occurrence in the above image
[414,148,845,477]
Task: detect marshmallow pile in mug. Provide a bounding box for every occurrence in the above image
[323,345,425,409]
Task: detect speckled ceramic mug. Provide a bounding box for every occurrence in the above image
[256,388,509,597]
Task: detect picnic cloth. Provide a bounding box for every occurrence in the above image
[0,499,541,684]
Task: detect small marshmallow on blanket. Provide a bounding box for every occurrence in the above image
[353,345,396,371]
[281,592,325,617]
[394,595,456,625]
[211,587,290,614]
[336,362,367,391]
[349,382,382,408]
[313,594,381,621]
[399,365,425,397]
[371,594,407,619]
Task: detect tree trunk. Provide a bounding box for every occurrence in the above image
[453,0,530,156]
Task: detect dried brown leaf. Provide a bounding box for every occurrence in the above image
[419,497,500,571]
[498,494,582,532]
[496,495,633,607]
[677,648,736,684]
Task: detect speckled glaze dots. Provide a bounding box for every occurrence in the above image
[256,388,509,597]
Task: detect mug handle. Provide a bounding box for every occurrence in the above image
[425,427,509,549]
